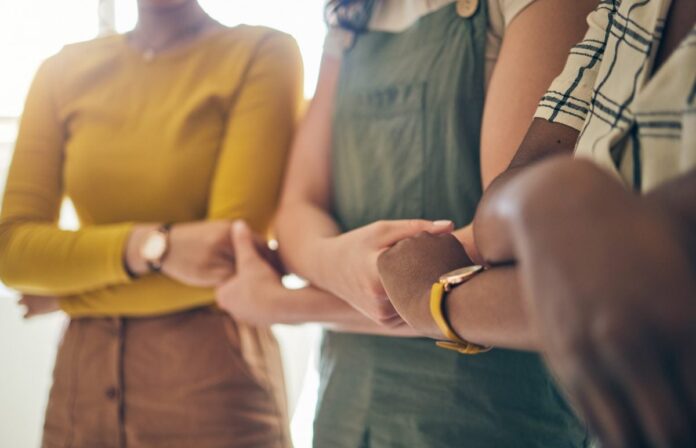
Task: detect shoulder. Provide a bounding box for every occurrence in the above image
[34,34,122,86]
[196,25,302,78]
[209,25,299,57]
[210,26,303,82]
[56,34,124,64]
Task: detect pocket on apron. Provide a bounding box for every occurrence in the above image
[332,82,427,227]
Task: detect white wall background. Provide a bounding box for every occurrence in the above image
[0,1,328,446]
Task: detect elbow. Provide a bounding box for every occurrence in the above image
[513,157,619,233]
[274,200,291,235]
[474,156,601,263]
[274,195,300,241]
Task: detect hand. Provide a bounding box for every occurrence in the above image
[315,219,454,325]
[377,233,473,337]
[216,221,286,326]
[508,158,696,448]
[125,221,235,285]
[126,220,281,288]
[18,295,61,318]
[161,220,238,287]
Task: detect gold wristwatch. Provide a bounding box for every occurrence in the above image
[140,223,172,273]
[430,265,493,355]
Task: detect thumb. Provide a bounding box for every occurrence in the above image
[231,220,260,269]
[375,219,453,247]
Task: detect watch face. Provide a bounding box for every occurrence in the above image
[141,232,167,261]
[439,265,484,284]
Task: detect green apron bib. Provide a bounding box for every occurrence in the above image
[315,4,588,448]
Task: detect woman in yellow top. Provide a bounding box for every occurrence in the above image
[0,0,302,446]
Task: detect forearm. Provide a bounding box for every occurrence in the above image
[275,199,341,285]
[471,168,525,264]
[59,275,214,317]
[446,266,536,351]
[451,224,482,264]
[272,285,417,337]
[474,119,579,263]
[644,168,696,259]
[0,221,134,296]
[275,54,341,285]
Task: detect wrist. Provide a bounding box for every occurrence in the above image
[305,236,337,289]
[272,287,308,324]
[124,224,159,277]
[452,226,483,265]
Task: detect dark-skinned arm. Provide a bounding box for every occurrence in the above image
[378,0,599,351]
[644,168,696,260]
[480,156,696,448]
[474,118,579,264]
[377,120,582,351]
[474,0,620,260]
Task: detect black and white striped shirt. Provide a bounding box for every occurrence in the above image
[535,0,696,193]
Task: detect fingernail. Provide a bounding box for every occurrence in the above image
[433,220,453,227]
[233,220,246,231]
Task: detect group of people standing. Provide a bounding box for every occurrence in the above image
[0,0,693,447]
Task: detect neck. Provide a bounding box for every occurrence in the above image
[133,1,210,49]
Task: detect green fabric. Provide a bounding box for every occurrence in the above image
[316,3,588,447]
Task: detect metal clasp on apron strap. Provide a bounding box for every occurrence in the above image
[457,0,479,18]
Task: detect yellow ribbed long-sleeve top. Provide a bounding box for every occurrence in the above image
[0,26,303,317]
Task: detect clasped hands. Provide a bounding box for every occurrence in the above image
[18,220,281,319]
[19,216,472,336]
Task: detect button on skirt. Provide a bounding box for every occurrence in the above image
[41,307,290,448]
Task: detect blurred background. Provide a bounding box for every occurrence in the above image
[0,1,327,446]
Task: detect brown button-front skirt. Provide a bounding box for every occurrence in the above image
[41,307,290,448]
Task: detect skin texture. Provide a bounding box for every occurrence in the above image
[215,220,417,336]
[307,219,455,324]
[205,55,437,332]
[470,3,696,444]
[476,156,696,448]
[125,221,282,287]
[377,233,473,339]
[473,118,580,263]
[120,1,231,284]
[14,0,284,315]
[451,0,598,259]
[18,295,60,319]
[377,233,536,350]
[129,0,213,48]
[375,0,596,347]
[273,53,456,325]
[20,0,598,343]
[275,0,596,333]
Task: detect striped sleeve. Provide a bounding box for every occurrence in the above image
[535,0,617,130]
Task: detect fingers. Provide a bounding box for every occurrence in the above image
[18,295,60,319]
[214,277,235,309]
[372,219,453,248]
[18,296,32,319]
[231,220,261,269]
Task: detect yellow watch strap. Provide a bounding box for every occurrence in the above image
[430,281,491,355]
[430,282,459,342]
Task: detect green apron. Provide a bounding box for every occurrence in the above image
[315,4,588,447]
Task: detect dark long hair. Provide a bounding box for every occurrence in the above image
[324,0,375,32]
